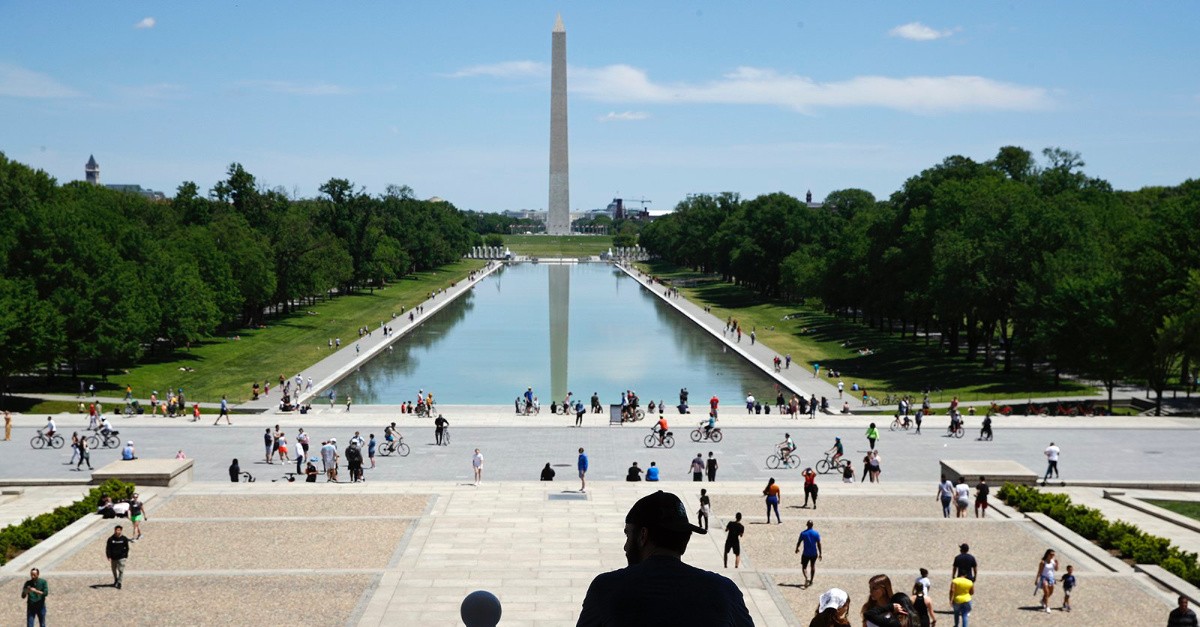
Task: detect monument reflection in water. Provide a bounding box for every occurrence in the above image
[335,263,778,405]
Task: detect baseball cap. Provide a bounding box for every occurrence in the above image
[625,491,707,535]
[126,441,133,445]
[818,588,849,613]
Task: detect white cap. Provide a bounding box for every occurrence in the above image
[818,588,848,613]
[127,441,133,445]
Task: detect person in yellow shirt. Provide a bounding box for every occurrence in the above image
[949,575,975,627]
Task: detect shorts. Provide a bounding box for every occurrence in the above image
[1039,574,1056,587]
[279,445,288,457]
[956,498,969,509]
[801,554,818,568]
[724,541,740,556]
[131,513,145,523]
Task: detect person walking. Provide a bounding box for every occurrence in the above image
[434,414,449,446]
[865,422,879,450]
[76,436,93,470]
[214,395,232,425]
[472,448,483,485]
[106,525,131,589]
[578,447,589,492]
[949,573,974,627]
[724,512,744,569]
[954,478,970,518]
[4,410,11,440]
[1035,549,1058,613]
[697,488,711,531]
[763,477,782,524]
[1167,595,1196,627]
[938,475,955,518]
[802,467,819,508]
[22,567,49,627]
[974,477,990,518]
[1043,442,1061,483]
[706,452,718,482]
[690,453,704,482]
[952,543,978,581]
[129,493,147,540]
[794,520,823,587]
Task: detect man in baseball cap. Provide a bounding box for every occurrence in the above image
[578,491,752,626]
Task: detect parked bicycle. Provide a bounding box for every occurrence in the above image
[30,430,65,450]
[644,429,675,448]
[379,437,411,457]
[690,423,723,443]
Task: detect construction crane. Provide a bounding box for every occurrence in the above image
[613,197,651,220]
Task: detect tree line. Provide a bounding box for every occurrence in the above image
[639,147,1200,412]
[0,154,474,381]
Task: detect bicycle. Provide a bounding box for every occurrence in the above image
[690,424,723,443]
[85,431,121,449]
[765,449,800,470]
[438,427,450,446]
[644,430,675,448]
[624,407,646,422]
[415,403,434,418]
[815,453,848,475]
[947,424,965,439]
[378,437,411,457]
[889,416,912,432]
[30,431,65,450]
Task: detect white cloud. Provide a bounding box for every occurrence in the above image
[572,65,1051,114]
[0,62,80,98]
[134,17,156,29]
[598,111,649,122]
[448,61,547,79]
[452,61,1051,114]
[889,22,956,41]
[236,80,352,96]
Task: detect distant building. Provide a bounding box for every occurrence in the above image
[85,155,100,185]
[84,155,165,200]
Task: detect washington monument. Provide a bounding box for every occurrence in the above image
[547,13,570,235]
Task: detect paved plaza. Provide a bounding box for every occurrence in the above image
[0,480,1186,626]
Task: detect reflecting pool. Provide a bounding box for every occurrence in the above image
[335,263,778,405]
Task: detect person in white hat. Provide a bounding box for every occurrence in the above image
[810,587,849,626]
[121,441,137,461]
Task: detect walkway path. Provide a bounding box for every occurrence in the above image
[0,481,1178,626]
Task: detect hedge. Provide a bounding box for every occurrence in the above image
[0,479,135,566]
[998,483,1200,586]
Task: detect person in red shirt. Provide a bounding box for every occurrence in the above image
[709,395,720,418]
[655,416,669,445]
[802,467,819,509]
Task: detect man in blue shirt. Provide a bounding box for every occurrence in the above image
[578,448,589,492]
[794,520,823,588]
[578,491,752,626]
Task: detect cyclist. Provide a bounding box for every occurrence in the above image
[43,416,57,439]
[778,433,797,467]
[654,415,669,445]
[979,414,993,441]
[703,411,717,439]
[99,416,115,436]
[947,411,963,436]
[826,436,844,466]
[384,422,399,444]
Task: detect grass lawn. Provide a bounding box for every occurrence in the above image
[503,234,612,258]
[636,260,1094,403]
[11,259,484,405]
[1144,500,1200,522]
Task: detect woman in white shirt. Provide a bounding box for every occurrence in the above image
[1036,549,1058,613]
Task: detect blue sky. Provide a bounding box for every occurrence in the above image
[2,2,1198,213]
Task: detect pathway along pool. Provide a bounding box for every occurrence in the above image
[335,262,779,406]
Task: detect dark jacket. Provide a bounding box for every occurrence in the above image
[106,534,130,560]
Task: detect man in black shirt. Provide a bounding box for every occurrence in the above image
[578,491,752,626]
[434,415,449,446]
[106,525,131,589]
[1168,595,1198,627]
[724,512,744,569]
[951,543,977,582]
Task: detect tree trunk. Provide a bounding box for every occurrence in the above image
[1105,381,1115,413]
